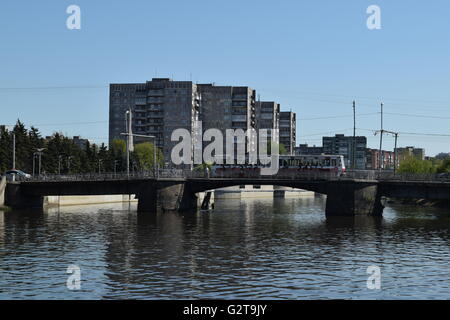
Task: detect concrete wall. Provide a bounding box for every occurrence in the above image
[45,195,134,206]
[0,176,6,206]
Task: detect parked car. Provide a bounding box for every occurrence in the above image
[438,172,450,180]
[3,170,31,181]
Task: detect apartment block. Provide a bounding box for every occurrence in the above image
[256,101,280,144]
[295,144,324,155]
[197,84,257,157]
[322,134,367,169]
[109,78,200,163]
[365,148,395,170]
[279,111,296,154]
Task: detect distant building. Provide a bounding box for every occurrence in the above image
[322,134,367,169]
[365,148,395,170]
[73,136,89,150]
[396,146,425,164]
[279,111,296,155]
[295,144,324,155]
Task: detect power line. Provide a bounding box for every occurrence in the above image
[0,85,108,90]
[301,128,353,137]
[384,112,450,120]
[358,128,450,137]
[5,121,108,127]
[300,112,378,121]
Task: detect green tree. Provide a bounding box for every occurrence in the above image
[398,156,436,174]
[133,142,164,171]
[437,159,450,173]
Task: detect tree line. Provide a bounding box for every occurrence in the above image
[398,156,450,174]
[0,120,163,175]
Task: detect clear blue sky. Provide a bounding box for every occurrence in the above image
[1,0,449,156]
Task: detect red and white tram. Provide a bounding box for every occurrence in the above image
[211,154,346,177]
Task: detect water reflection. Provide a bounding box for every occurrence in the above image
[1,197,450,299]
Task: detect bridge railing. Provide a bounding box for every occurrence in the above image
[27,171,157,182]
[23,169,450,182]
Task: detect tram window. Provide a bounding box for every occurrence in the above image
[239,185,245,189]
[253,185,261,189]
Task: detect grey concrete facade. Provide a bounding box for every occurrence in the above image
[256,101,280,144]
[323,134,367,169]
[109,78,200,164]
[279,111,296,154]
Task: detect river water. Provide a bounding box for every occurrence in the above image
[1,195,450,299]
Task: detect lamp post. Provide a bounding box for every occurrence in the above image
[67,156,73,174]
[58,155,63,175]
[121,109,158,178]
[98,159,103,174]
[12,133,16,181]
[33,153,37,176]
[37,148,45,176]
[114,160,118,176]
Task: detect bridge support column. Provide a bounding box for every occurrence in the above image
[136,181,158,213]
[5,183,44,210]
[158,182,197,212]
[325,182,383,217]
[136,181,197,213]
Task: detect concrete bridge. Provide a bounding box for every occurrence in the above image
[2,171,450,216]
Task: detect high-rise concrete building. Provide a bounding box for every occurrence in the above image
[279,111,296,154]
[109,78,200,163]
[256,101,280,145]
[322,134,367,169]
[295,144,324,155]
[197,84,258,158]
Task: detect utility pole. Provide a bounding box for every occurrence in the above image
[393,132,398,175]
[352,100,356,170]
[375,129,398,173]
[378,103,384,171]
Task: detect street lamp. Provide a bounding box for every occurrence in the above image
[58,155,63,175]
[98,159,103,174]
[114,160,119,176]
[67,156,73,174]
[32,148,45,176]
[121,109,158,178]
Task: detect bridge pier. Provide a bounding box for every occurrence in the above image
[325,181,383,217]
[137,181,197,213]
[5,183,44,210]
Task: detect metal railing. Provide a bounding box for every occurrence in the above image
[23,169,450,183]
